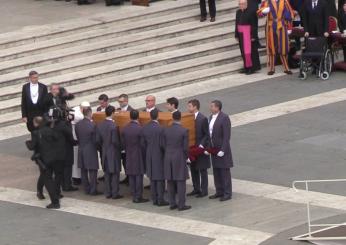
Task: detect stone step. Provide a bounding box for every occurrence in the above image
[0,0,209,49]
[0,1,235,61]
[0,46,241,114]
[0,15,235,78]
[0,26,239,100]
[0,37,234,94]
[0,59,259,128]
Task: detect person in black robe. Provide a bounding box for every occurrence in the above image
[338,0,346,62]
[235,0,261,75]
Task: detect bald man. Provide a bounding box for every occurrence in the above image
[143,95,160,113]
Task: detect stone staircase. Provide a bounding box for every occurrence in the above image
[0,0,266,129]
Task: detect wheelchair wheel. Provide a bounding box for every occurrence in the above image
[321,71,329,80]
[324,50,332,74]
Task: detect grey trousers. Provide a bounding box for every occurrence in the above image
[129,175,143,200]
[150,180,165,203]
[167,180,186,209]
[104,172,120,197]
[213,168,232,198]
[81,168,97,194]
[190,166,208,195]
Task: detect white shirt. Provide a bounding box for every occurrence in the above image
[146,107,156,112]
[30,82,39,104]
[121,105,129,112]
[194,111,199,119]
[106,117,113,121]
[71,106,85,140]
[209,113,219,137]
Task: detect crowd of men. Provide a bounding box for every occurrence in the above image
[22,71,233,210]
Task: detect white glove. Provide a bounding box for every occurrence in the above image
[217,151,225,157]
[199,144,204,149]
[262,7,270,14]
[287,30,292,35]
[121,150,125,153]
[187,158,191,164]
[204,151,210,156]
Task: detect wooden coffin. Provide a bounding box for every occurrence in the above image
[92,111,196,146]
[131,0,149,6]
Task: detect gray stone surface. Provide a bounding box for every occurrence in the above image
[0,200,213,245]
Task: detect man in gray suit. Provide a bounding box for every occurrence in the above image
[187,99,211,198]
[141,110,169,206]
[96,106,123,200]
[208,100,233,202]
[121,110,149,203]
[75,107,101,195]
[161,111,191,211]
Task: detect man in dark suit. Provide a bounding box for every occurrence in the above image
[97,94,114,112]
[75,108,101,195]
[199,0,216,22]
[208,100,233,202]
[161,111,191,211]
[143,95,160,113]
[96,106,123,199]
[141,110,169,206]
[303,0,330,37]
[117,93,134,185]
[21,71,48,132]
[187,99,210,198]
[121,110,148,203]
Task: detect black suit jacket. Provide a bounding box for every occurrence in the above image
[117,104,134,112]
[302,0,329,36]
[21,82,48,119]
[96,105,115,112]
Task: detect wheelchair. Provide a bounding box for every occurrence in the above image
[299,37,333,80]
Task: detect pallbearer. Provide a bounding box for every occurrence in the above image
[162,111,191,211]
[187,99,210,198]
[235,0,261,75]
[96,106,123,200]
[75,108,101,195]
[208,100,233,202]
[121,110,149,203]
[141,110,169,206]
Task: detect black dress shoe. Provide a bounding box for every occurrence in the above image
[59,194,64,199]
[144,185,151,190]
[210,17,216,22]
[112,195,124,200]
[133,198,149,203]
[63,186,78,192]
[239,68,247,74]
[178,205,192,211]
[46,203,60,209]
[170,205,178,210]
[187,190,200,196]
[267,71,275,75]
[196,193,208,198]
[157,200,169,206]
[37,192,45,200]
[200,16,207,22]
[220,196,232,202]
[72,178,81,186]
[97,176,105,182]
[284,70,293,75]
[89,191,103,196]
[209,194,223,199]
[246,69,254,75]
[106,195,112,199]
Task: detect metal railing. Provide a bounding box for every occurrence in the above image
[291,179,346,241]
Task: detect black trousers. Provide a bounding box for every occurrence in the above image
[213,168,232,198]
[200,0,216,18]
[129,175,143,200]
[150,180,165,203]
[81,169,98,194]
[121,152,128,180]
[62,164,73,190]
[190,166,208,195]
[43,162,64,205]
[167,180,186,209]
[37,165,45,194]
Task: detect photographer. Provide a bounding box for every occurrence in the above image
[43,83,78,192]
[27,109,75,209]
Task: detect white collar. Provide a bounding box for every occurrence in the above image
[194,111,199,119]
[106,117,113,121]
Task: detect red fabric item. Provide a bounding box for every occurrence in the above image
[328,16,338,33]
[206,147,220,156]
[188,146,205,162]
